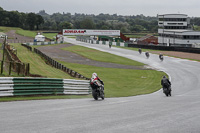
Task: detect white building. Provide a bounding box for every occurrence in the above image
[158,14,200,47]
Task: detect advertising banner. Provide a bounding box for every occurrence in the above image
[63,29,120,36]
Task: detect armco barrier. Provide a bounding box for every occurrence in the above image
[24,41,64,46]
[76,36,128,47]
[0,77,90,97]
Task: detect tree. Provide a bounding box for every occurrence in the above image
[26,13,37,30]
[36,15,44,30]
[59,21,72,29]
[0,7,3,11]
[80,18,95,29]
[131,25,144,32]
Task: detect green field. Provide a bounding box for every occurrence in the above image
[59,61,165,97]
[0,26,56,39]
[62,45,144,66]
[16,29,37,38]
[9,43,74,79]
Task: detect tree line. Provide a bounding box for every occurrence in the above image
[0,7,44,30]
[1,7,200,33]
[38,10,158,33]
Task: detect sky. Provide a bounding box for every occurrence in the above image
[1,0,200,17]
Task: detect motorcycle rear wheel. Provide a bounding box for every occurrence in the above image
[101,94,104,100]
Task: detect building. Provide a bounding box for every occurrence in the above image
[158,14,200,47]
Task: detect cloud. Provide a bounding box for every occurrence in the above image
[1,0,200,17]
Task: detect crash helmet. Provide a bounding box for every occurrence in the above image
[92,72,97,79]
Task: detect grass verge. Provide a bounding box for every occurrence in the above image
[11,43,75,79]
[62,45,144,66]
[0,95,92,102]
[58,61,165,97]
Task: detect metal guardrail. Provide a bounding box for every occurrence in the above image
[76,36,128,47]
[0,77,90,97]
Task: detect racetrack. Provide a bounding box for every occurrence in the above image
[0,37,200,133]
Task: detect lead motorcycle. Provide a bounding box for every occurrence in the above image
[91,81,105,100]
[163,85,171,97]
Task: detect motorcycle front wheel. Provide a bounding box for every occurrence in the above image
[92,90,98,100]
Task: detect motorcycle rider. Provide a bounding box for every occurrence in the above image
[138,48,142,54]
[145,51,150,58]
[159,53,164,61]
[161,76,171,92]
[90,73,104,89]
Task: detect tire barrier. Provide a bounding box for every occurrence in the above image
[0,77,90,97]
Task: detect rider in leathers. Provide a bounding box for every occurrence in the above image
[161,76,171,91]
[90,73,104,89]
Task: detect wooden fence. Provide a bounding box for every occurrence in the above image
[21,43,90,80]
[1,44,30,76]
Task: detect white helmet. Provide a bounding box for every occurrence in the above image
[92,73,97,79]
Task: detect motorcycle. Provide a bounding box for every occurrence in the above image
[163,86,171,97]
[91,81,105,100]
[138,48,142,54]
[159,55,164,61]
[145,52,150,58]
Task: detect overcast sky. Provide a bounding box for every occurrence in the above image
[1,0,200,17]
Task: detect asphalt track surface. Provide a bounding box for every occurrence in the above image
[0,37,200,133]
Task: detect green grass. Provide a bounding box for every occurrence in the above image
[58,61,165,97]
[15,29,37,38]
[0,26,57,39]
[11,43,75,79]
[0,26,21,33]
[62,45,144,66]
[43,33,57,40]
[0,95,92,102]
[193,25,200,31]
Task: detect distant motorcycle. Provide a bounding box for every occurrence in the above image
[159,54,164,61]
[145,52,150,58]
[138,48,142,54]
[163,85,171,97]
[91,81,105,100]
